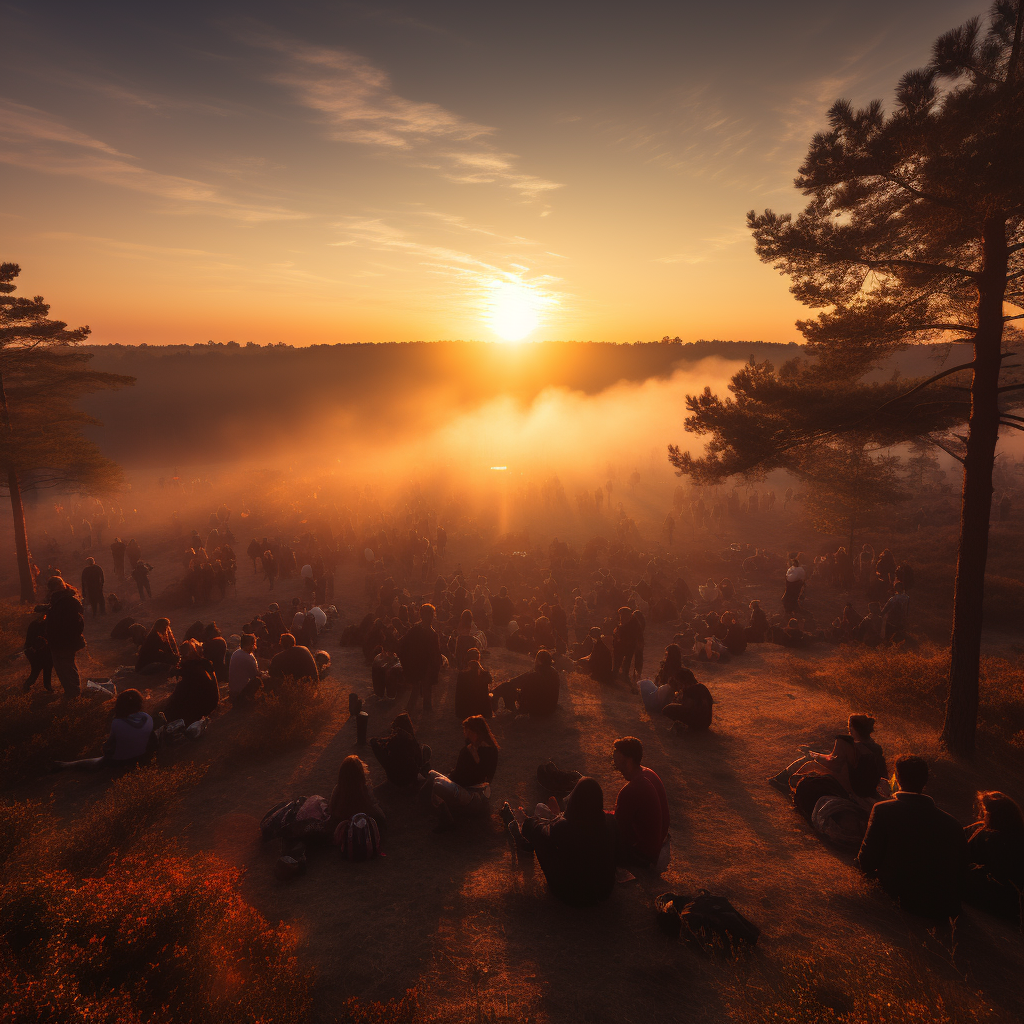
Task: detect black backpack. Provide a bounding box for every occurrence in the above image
[656,891,760,952]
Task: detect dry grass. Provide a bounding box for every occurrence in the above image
[230,676,331,759]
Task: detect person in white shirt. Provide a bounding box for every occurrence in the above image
[228,633,261,701]
[309,605,327,630]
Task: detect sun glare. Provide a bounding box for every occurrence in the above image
[487,279,546,342]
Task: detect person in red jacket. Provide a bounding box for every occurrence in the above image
[611,736,670,869]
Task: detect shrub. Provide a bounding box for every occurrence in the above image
[0,599,32,663]
[1,850,311,1024]
[231,676,328,758]
[341,988,420,1024]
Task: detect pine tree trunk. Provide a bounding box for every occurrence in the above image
[8,468,35,603]
[940,217,1008,757]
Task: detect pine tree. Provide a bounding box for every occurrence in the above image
[670,1,1024,756]
[0,264,134,602]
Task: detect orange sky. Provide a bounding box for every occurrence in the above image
[0,0,984,345]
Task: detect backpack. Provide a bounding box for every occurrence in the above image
[656,890,760,952]
[335,813,381,861]
[791,773,847,819]
[811,796,869,849]
[260,797,308,842]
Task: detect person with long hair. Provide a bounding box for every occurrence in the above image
[426,715,499,832]
[455,648,493,719]
[501,777,617,906]
[329,755,385,827]
[965,790,1024,923]
[135,617,179,675]
[638,645,688,714]
[56,688,156,770]
[163,639,219,726]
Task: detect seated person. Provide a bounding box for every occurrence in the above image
[370,712,431,787]
[856,755,968,923]
[269,632,320,685]
[163,640,220,726]
[264,602,286,644]
[505,620,532,654]
[769,714,886,803]
[455,648,493,719]
[694,635,728,662]
[135,618,179,675]
[638,644,686,713]
[723,613,747,655]
[454,608,481,670]
[662,672,713,731]
[745,600,769,642]
[57,688,156,770]
[228,633,262,702]
[576,627,614,684]
[425,716,499,832]
[491,587,515,630]
[964,790,1024,924]
[718,577,735,601]
[502,777,617,907]
[329,754,385,828]
[611,736,669,869]
[698,579,719,604]
[491,650,560,716]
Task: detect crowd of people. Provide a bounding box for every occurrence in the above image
[17,497,1021,934]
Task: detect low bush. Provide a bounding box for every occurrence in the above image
[231,676,329,759]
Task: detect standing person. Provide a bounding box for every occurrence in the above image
[610,736,670,869]
[125,538,142,571]
[398,603,442,712]
[39,577,85,697]
[80,557,105,617]
[612,606,641,684]
[856,755,967,923]
[261,549,277,591]
[881,585,910,644]
[22,612,52,693]
[425,715,499,832]
[110,537,127,582]
[131,560,153,602]
[783,558,806,616]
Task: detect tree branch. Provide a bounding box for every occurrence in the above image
[860,258,980,280]
[998,384,1024,393]
[1000,420,1024,432]
[875,361,975,412]
[919,435,966,465]
[881,173,960,210]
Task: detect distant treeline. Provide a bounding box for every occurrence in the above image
[77,340,962,467]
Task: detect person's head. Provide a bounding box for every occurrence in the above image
[848,714,875,741]
[240,633,255,651]
[894,755,929,794]
[565,777,605,828]
[465,647,481,670]
[662,644,682,674]
[679,667,698,689]
[462,715,498,748]
[749,599,760,610]
[420,603,435,624]
[268,602,279,613]
[508,619,519,634]
[535,649,553,669]
[86,556,95,566]
[155,617,171,637]
[180,639,201,661]
[459,608,473,629]
[114,688,143,718]
[392,711,416,737]
[618,606,631,623]
[280,633,296,649]
[975,791,1024,834]
[47,576,66,594]
[788,618,799,629]
[337,754,370,796]
[612,736,643,778]
[499,586,508,598]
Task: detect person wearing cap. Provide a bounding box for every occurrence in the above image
[80,557,105,617]
[37,576,85,696]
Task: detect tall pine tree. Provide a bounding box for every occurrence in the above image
[671,1,1024,755]
[0,264,134,602]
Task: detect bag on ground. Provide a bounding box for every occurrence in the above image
[656,890,760,951]
[335,813,382,861]
[260,797,308,842]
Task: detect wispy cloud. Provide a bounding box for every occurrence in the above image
[249,35,562,199]
[655,226,751,265]
[0,99,301,222]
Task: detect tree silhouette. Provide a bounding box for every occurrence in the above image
[670,1,1024,755]
[0,264,134,602]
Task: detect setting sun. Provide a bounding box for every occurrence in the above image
[486,279,546,342]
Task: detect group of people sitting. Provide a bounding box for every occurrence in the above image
[769,715,1024,926]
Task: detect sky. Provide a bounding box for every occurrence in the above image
[0,0,986,346]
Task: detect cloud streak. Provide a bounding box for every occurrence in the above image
[251,36,562,199]
[0,99,301,222]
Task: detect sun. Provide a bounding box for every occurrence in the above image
[486,279,545,342]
